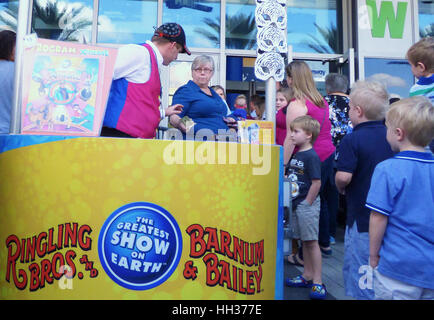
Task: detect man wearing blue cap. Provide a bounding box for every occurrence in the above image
[102,23,191,138]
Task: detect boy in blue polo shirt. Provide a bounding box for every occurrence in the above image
[335,81,394,300]
[366,96,434,300]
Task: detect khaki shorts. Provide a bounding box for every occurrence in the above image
[291,197,320,241]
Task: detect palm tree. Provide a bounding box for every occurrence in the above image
[195,16,219,46]
[0,2,18,31]
[302,23,340,54]
[420,23,433,38]
[0,0,93,42]
[195,12,257,50]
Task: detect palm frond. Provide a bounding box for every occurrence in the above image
[300,23,339,54]
[420,23,434,38]
[0,8,18,30]
[194,12,257,50]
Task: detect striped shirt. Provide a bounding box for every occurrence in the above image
[409,74,434,104]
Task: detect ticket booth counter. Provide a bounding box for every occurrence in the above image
[0,135,284,300]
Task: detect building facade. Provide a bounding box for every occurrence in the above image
[1,0,433,108]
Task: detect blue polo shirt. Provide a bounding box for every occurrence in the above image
[173,80,230,135]
[366,151,434,289]
[336,121,394,233]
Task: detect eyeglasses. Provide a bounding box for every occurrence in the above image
[193,68,213,74]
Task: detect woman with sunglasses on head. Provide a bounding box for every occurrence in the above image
[169,55,236,139]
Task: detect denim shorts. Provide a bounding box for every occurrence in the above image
[343,223,374,300]
[291,197,320,241]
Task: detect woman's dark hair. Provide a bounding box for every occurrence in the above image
[0,30,16,61]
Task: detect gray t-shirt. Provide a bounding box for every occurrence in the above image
[287,148,321,210]
[0,60,15,134]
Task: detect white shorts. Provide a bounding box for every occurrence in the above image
[374,269,434,300]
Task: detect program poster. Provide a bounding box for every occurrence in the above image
[21,38,117,136]
[238,120,274,145]
[0,136,283,300]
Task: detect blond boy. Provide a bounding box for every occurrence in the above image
[335,81,394,300]
[366,96,434,299]
[406,37,434,104]
[234,94,247,110]
[406,37,434,153]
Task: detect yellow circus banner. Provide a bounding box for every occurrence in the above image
[0,136,284,300]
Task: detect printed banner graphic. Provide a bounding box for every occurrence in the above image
[98,202,183,291]
[0,137,281,299]
[20,39,117,136]
[238,120,274,145]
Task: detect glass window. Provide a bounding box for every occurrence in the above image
[287,0,341,54]
[0,1,19,31]
[418,0,434,38]
[285,59,331,95]
[98,0,157,44]
[31,0,93,42]
[168,60,193,105]
[365,58,414,99]
[163,0,220,49]
[224,0,342,52]
[225,0,256,50]
[305,60,330,95]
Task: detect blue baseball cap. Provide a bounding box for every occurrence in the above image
[154,23,191,55]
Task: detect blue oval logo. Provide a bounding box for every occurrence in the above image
[98,202,182,290]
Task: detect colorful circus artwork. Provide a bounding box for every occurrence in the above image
[21,38,117,136]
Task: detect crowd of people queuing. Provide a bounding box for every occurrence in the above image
[0,22,433,301]
[283,37,434,301]
[99,30,433,301]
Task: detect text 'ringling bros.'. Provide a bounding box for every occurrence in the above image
[5,223,97,291]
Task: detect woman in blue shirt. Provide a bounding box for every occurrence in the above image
[169,55,235,139]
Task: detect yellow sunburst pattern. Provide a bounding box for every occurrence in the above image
[0,137,281,300]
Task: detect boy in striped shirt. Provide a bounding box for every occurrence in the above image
[407,37,433,103]
[406,37,433,153]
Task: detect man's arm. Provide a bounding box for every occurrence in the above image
[335,171,353,194]
[113,44,149,81]
[369,211,388,268]
[304,179,321,205]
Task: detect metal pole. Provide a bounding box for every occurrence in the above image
[265,78,276,143]
[91,0,99,44]
[10,0,31,134]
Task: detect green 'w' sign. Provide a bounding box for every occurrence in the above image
[366,0,408,39]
